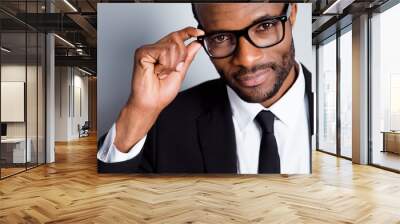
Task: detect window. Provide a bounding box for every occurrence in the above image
[370,2,400,171]
[339,28,352,158]
[318,36,337,155]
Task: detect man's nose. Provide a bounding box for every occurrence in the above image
[231,36,263,68]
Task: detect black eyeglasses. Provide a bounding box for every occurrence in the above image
[197,8,289,59]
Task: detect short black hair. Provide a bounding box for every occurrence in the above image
[191,3,199,24]
[191,3,289,27]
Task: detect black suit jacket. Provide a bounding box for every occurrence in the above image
[98,65,314,173]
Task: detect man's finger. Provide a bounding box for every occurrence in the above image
[167,26,204,43]
[177,27,205,41]
[162,40,201,84]
[179,41,202,76]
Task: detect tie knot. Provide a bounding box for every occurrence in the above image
[255,110,275,133]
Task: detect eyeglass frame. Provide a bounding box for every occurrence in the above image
[196,4,290,59]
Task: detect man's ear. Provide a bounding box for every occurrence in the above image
[289,3,298,26]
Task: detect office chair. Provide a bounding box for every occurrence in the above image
[79,121,90,138]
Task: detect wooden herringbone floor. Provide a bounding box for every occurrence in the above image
[1,134,400,224]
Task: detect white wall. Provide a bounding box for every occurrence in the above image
[97,3,312,137]
[72,73,89,138]
[54,67,89,141]
[55,66,69,141]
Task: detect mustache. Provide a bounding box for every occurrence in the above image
[231,62,278,78]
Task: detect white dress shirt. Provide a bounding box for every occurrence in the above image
[97,61,310,174]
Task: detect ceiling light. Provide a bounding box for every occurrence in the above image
[1,47,11,53]
[322,0,354,15]
[63,0,78,12]
[78,67,93,76]
[54,34,75,48]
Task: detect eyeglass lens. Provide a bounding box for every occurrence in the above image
[203,18,284,58]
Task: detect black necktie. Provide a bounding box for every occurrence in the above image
[255,110,280,173]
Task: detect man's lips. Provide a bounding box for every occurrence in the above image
[235,68,272,87]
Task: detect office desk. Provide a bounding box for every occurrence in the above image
[1,138,31,163]
[382,131,400,154]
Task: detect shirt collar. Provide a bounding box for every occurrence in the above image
[227,61,305,131]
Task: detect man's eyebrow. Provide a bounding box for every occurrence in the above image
[205,13,282,34]
[252,14,282,25]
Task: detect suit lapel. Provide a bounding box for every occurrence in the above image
[302,64,314,173]
[196,80,237,173]
[302,64,314,135]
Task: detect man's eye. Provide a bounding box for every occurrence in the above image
[211,34,230,43]
[257,21,276,31]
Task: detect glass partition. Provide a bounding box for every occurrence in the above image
[0,1,46,179]
[1,31,28,177]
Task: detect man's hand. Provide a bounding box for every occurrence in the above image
[114,27,204,152]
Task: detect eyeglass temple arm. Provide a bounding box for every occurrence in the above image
[286,4,292,17]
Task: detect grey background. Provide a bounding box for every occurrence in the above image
[97,3,312,137]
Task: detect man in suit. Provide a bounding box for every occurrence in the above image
[97,3,313,174]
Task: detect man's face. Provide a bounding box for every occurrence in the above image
[196,3,296,103]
